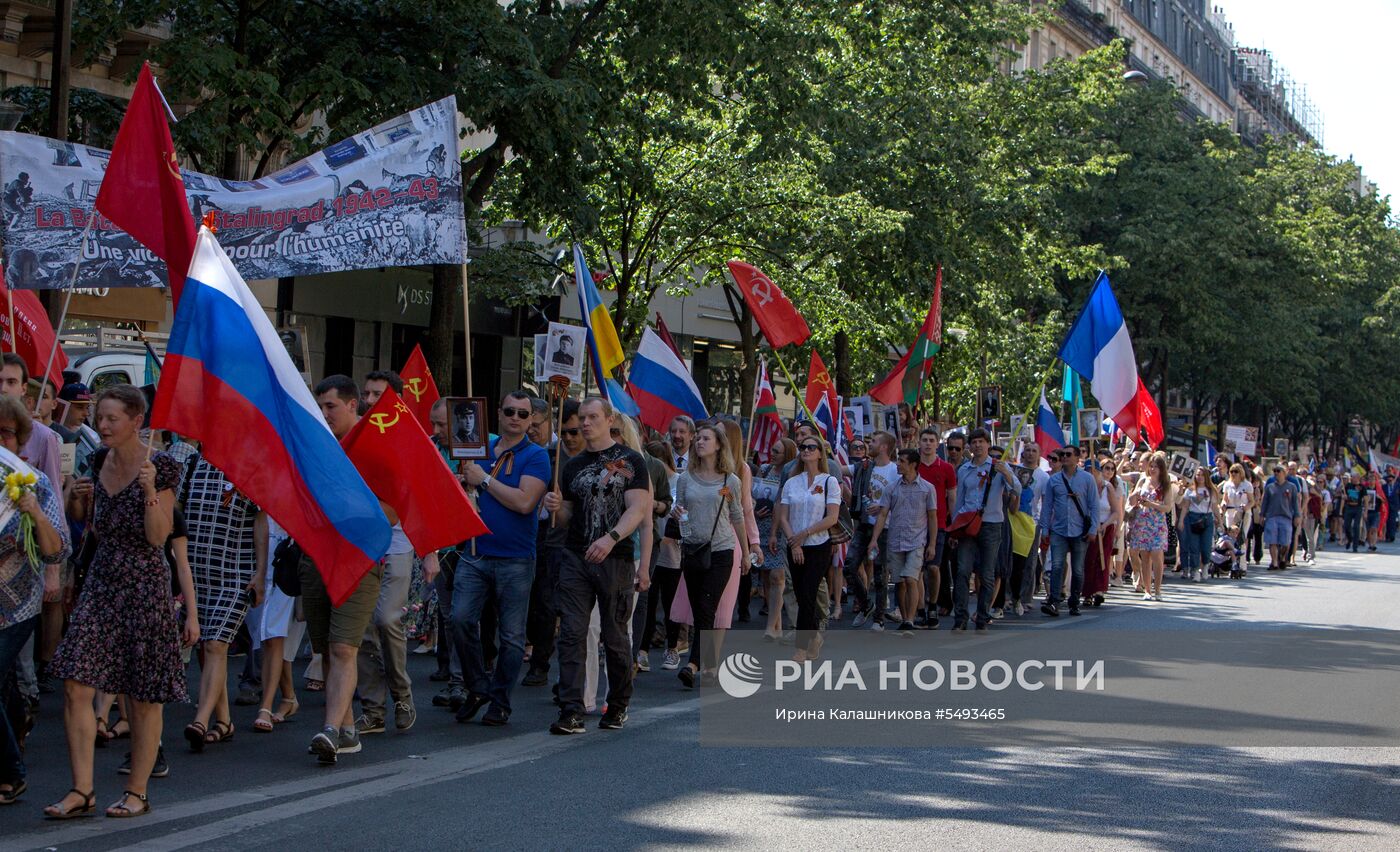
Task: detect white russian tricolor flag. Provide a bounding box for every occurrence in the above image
[626,327,709,433]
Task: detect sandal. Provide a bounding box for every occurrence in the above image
[305,679,324,692]
[109,718,131,739]
[253,709,275,733]
[0,779,25,804]
[105,789,151,818]
[95,717,113,747]
[183,721,207,753]
[44,788,95,820]
[272,698,299,723]
[204,720,234,744]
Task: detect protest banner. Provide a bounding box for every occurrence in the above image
[0,96,466,289]
[1225,424,1258,457]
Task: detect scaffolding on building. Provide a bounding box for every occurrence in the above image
[1233,46,1324,148]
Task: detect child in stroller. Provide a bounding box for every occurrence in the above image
[1211,526,1242,579]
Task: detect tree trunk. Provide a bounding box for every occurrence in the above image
[834,331,850,399]
[1189,394,1203,456]
[1155,350,1169,440]
[428,264,460,393]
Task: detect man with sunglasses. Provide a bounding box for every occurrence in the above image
[524,399,581,687]
[451,391,551,727]
[950,428,1020,630]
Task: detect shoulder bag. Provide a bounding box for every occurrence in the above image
[824,475,853,545]
[272,537,305,597]
[1062,471,1093,542]
[949,464,997,541]
[680,475,730,571]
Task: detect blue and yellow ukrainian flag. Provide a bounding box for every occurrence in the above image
[574,243,639,415]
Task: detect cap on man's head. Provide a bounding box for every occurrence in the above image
[58,382,92,402]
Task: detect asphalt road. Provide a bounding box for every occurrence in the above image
[5,537,1400,851]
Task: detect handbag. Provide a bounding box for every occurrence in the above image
[949,465,997,541]
[680,476,729,571]
[272,536,304,597]
[824,476,853,545]
[71,448,111,597]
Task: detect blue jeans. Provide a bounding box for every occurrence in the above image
[1179,512,1214,569]
[955,522,1003,626]
[451,555,534,714]
[0,615,38,785]
[1046,533,1089,607]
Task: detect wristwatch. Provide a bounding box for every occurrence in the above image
[607,528,622,543]
[480,474,493,490]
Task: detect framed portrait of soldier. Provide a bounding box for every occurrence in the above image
[544,322,585,384]
[881,405,899,434]
[977,384,1002,424]
[278,325,311,380]
[1272,437,1289,458]
[1078,408,1102,443]
[448,396,488,459]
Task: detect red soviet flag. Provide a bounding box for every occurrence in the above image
[804,350,838,415]
[726,260,810,350]
[94,62,197,304]
[0,270,65,390]
[397,343,440,430]
[342,388,489,554]
[1133,378,1165,449]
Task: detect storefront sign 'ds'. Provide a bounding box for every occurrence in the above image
[0,96,467,290]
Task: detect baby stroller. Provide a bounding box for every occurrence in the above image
[1211,528,1242,579]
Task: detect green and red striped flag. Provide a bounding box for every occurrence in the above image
[870,266,942,407]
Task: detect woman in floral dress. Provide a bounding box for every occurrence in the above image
[1127,453,1174,602]
[46,386,187,820]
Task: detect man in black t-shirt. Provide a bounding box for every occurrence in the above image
[542,397,651,734]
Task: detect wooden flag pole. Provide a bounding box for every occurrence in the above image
[37,216,96,410]
[770,348,819,432]
[549,374,570,528]
[742,355,763,458]
[461,263,474,398]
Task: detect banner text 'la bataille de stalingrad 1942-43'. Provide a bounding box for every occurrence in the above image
[0,96,467,290]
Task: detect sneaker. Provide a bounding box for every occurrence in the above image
[521,668,548,687]
[338,727,362,754]
[310,727,339,765]
[233,683,261,706]
[482,705,510,726]
[952,620,968,631]
[924,616,939,630]
[394,700,417,732]
[550,712,586,735]
[851,609,869,629]
[432,687,453,707]
[990,607,1004,619]
[455,692,490,723]
[354,715,385,735]
[1041,602,1058,617]
[118,746,169,777]
[598,707,628,730]
[447,685,467,711]
[1069,605,1081,616]
[636,651,650,672]
[661,649,681,670]
[1153,593,1163,602]
[897,621,916,635]
[1013,602,1025,616]
[869,620,884,633]
[1142,592,1154,601]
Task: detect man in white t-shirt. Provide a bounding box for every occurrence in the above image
[851,431,898,629]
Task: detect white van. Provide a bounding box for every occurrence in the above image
[58,327,167,392]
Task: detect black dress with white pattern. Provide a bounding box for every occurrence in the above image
[184,458,259,644]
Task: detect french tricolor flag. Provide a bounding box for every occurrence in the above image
[1035,386,1065,455]
[1058,272,1162,448]
[626,327,708,433]
[153,227,391,605]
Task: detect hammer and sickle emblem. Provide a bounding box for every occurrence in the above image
[369,409,401,434]
[405,377,426,401]
[816,369,831,388]
[165,150,183,182]
[749,273,774,307]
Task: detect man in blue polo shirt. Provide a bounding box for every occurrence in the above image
[451,390,551,726]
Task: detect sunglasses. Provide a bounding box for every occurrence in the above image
[560,428,580,437]
[501,406,532,419]
[799,443,820,452]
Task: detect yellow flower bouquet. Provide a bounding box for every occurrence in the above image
[4,469,40,570]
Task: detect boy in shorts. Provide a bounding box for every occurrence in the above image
[869,449,938,635]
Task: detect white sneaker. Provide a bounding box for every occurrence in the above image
[636,651,650,672]
[1153,593,1163,601]
[661,649,680,670]
[852,610,868,629]
[990,607,1004,619]
[1013,602,1025,616]
[1142,592,1153,601]
[1197,568,1206,582]
[869,621,884,632]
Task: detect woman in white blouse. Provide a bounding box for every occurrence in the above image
[777,438,841,662]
